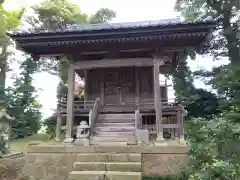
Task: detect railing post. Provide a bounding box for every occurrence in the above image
[153,56,164,142]
[55,108,62,142]
[64,63,75,143]
[136,97,140,110]
[178,104,185,143]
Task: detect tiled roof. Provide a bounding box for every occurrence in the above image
[61,17,182,32]
[8,17,215,36]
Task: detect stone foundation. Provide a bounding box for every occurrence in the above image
[0,152,25,180]
[22,144,188,180]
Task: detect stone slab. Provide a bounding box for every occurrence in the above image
[69,171,106,180]
[105,171,141,180]
[77,153,109,162]
[108,153,141,162]
[27,144,188,154]
[106,162,141,172]
[136,129,149,143]
[74,138,90,146]
[73,162,106,171]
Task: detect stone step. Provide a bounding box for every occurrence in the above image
[108,153,141,162]
[90,136,136,143]
[95,122,134,127]
[73,162,105,171]
[106,162,141,172]
[98,118,135,123]
[77,153,108,162]
[90,141,128,146]
[69,171,105,180]
[105,171,141,180]
[95,126,135,132]
[99,113,135,119]
[76,153,141,162]
[95,131,135,137]
[73,162,141,172]
[69,171,141,180]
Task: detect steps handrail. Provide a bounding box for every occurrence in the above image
[89,98,100,134]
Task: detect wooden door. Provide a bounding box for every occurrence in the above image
[118,68,135,105]
[104,69,120,105]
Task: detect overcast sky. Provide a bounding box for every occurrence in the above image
[5,0,227,119]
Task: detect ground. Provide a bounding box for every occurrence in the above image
[10,133,50,152]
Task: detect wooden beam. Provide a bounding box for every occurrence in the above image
[72,58,153,69]
[153,57,164,141]
[64,63,75,143]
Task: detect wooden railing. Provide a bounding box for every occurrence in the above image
[89,98,100,134]
[58,100,95,113]
[140,112,185,139]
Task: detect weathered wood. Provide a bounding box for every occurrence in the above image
[135,67,140,98]
[84,70,88,101]
[100,69,104,105]
[89,98,100,135]
[55,110,61,142]
[153,57,163,141]
[64,64,75,143]
[72,58,153,69]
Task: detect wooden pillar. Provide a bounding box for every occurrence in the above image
[153,57,164,141]
[64,63,75,143]
[100,69,104,105]
[179,104,185,142]
[55,109,61,142]
[135,67,140,109]
[84,70,88,101]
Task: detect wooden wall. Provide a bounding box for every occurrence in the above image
[85,67,168,106]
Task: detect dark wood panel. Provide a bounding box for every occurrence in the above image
[139,67,154,98]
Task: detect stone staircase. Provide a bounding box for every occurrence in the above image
[69,153,142,180]
[90,113,137,145]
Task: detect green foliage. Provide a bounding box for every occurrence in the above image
[43,114,57,139]
[5,57,42,139]
[186,88,220,118]
[143,176,177,180]
[181,118,240,180]
[172,55,220,119]
[0,3,23,110]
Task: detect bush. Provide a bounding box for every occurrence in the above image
[43,114,57,140]
[143,176,177,180]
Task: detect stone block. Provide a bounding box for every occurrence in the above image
[74,138,89,146]
[69,171,105,180]
[136,129,149,143]
[108,153,141,162]
[142,154,189,176]
[105,171,141,180]
[106,162,141,172]
[77,153,108,162]
[73,162,106,171]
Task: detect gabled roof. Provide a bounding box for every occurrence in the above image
[7,18,216,56]
[8,17,215,37]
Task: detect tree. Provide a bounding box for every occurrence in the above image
[30,0,116,137]
[172,55,220,119]
[175,1,240,179]
[0,1,23,108]
[5,57,42,139]
[27,0,116,99]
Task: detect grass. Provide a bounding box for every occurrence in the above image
[10,133,50,153]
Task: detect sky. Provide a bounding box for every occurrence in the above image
[5,0,228,119]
